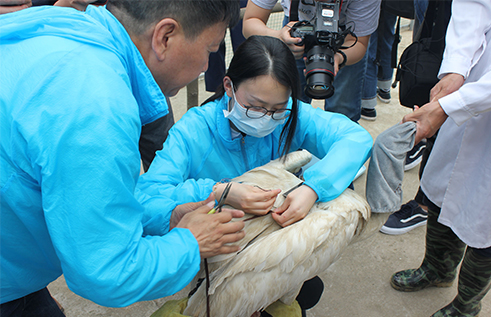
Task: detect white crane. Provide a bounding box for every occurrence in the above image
[183,150,388,317]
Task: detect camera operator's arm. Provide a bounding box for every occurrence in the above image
[334,34,369,74]
[243,1,304,59]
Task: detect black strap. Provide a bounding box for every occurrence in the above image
[390,16,402,69]
[205,259,211,317]
[392,0,452,69]
[290,0,300,22]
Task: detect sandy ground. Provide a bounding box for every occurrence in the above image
[47,24,491,317]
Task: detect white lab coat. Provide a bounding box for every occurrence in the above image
[420,0,491,248]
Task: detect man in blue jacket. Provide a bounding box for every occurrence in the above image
[0,0,246,314]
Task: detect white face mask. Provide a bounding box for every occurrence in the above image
[223,82,286,138]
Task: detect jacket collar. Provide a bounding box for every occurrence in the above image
[0,5,168,125]
[85,6,168,125]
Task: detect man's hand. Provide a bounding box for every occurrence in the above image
[402,101,448,144]
[402,73,464,144]
[430,73,465,102]
[169,194,215,230]
[0,0,31,14]
[272,185,317,227]
[175,199,245,259]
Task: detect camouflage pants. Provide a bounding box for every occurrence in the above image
[426,206,491,315]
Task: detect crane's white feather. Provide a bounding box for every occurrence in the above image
[184,150,382,317]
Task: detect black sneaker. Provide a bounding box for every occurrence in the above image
[380,200,428,235]
[377,88,391,103]
[361,107,376,121]
[405,140,427,171]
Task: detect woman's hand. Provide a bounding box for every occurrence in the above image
[272,185,318,227]
[214,183,281,216]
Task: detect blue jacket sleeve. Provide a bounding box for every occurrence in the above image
[34,54,200,307]
[138,109,217,205]
[294,102,373,201]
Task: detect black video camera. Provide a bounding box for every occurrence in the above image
[289,0,354,99]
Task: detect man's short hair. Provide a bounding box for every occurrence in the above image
[106,0,240,38]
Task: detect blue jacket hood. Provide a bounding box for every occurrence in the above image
[0,5,167,124]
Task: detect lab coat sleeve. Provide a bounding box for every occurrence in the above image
[437,0,491,125]
[295,102,373,202]
[438,0,491,79]
[36,58,200,307]
[439,71,491,126]
[138,110,217,206]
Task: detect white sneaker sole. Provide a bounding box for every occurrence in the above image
[361,115,377,121]
[377,94,391,103]
[380,220,427,235]
[404,156,423,171]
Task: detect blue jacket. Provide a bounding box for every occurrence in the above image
[0,6,200,306]
[138,95,373,205]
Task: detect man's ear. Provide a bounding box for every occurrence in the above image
[223,76,233,98]
[151,18,179,61]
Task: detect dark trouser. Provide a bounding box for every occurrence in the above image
[204,0,248,93]
[423,195,491,259]
[261,276,324,316]
[1,287,65,317]
[414,133,436,205]
[139,97,175,172]
[295,276,324,310]
[421,196,491,314]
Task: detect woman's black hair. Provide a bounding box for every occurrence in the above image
[202,35,300,158]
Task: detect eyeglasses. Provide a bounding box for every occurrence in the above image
[242,104,291,120]
[234,90,291,120]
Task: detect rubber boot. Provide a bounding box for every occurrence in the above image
[431,247,491,317]
[391,207,466,291]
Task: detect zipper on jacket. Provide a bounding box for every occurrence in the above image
[240,137,250,172]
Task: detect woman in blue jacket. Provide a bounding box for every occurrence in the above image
[138,35,372,315]
[138,35,372,228]
[139,36,372,226]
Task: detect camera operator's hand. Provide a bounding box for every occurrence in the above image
[175,199,246,259]
[281,22,304,59]
[334,52,344,75]
[0,0,31,14]
[243,2,303,58]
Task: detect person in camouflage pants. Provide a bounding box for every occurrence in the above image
[387,0,491,315]
[391,205,491,316]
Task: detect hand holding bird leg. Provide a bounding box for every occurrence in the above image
[214,182,281,215]
[272,185,318,227]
